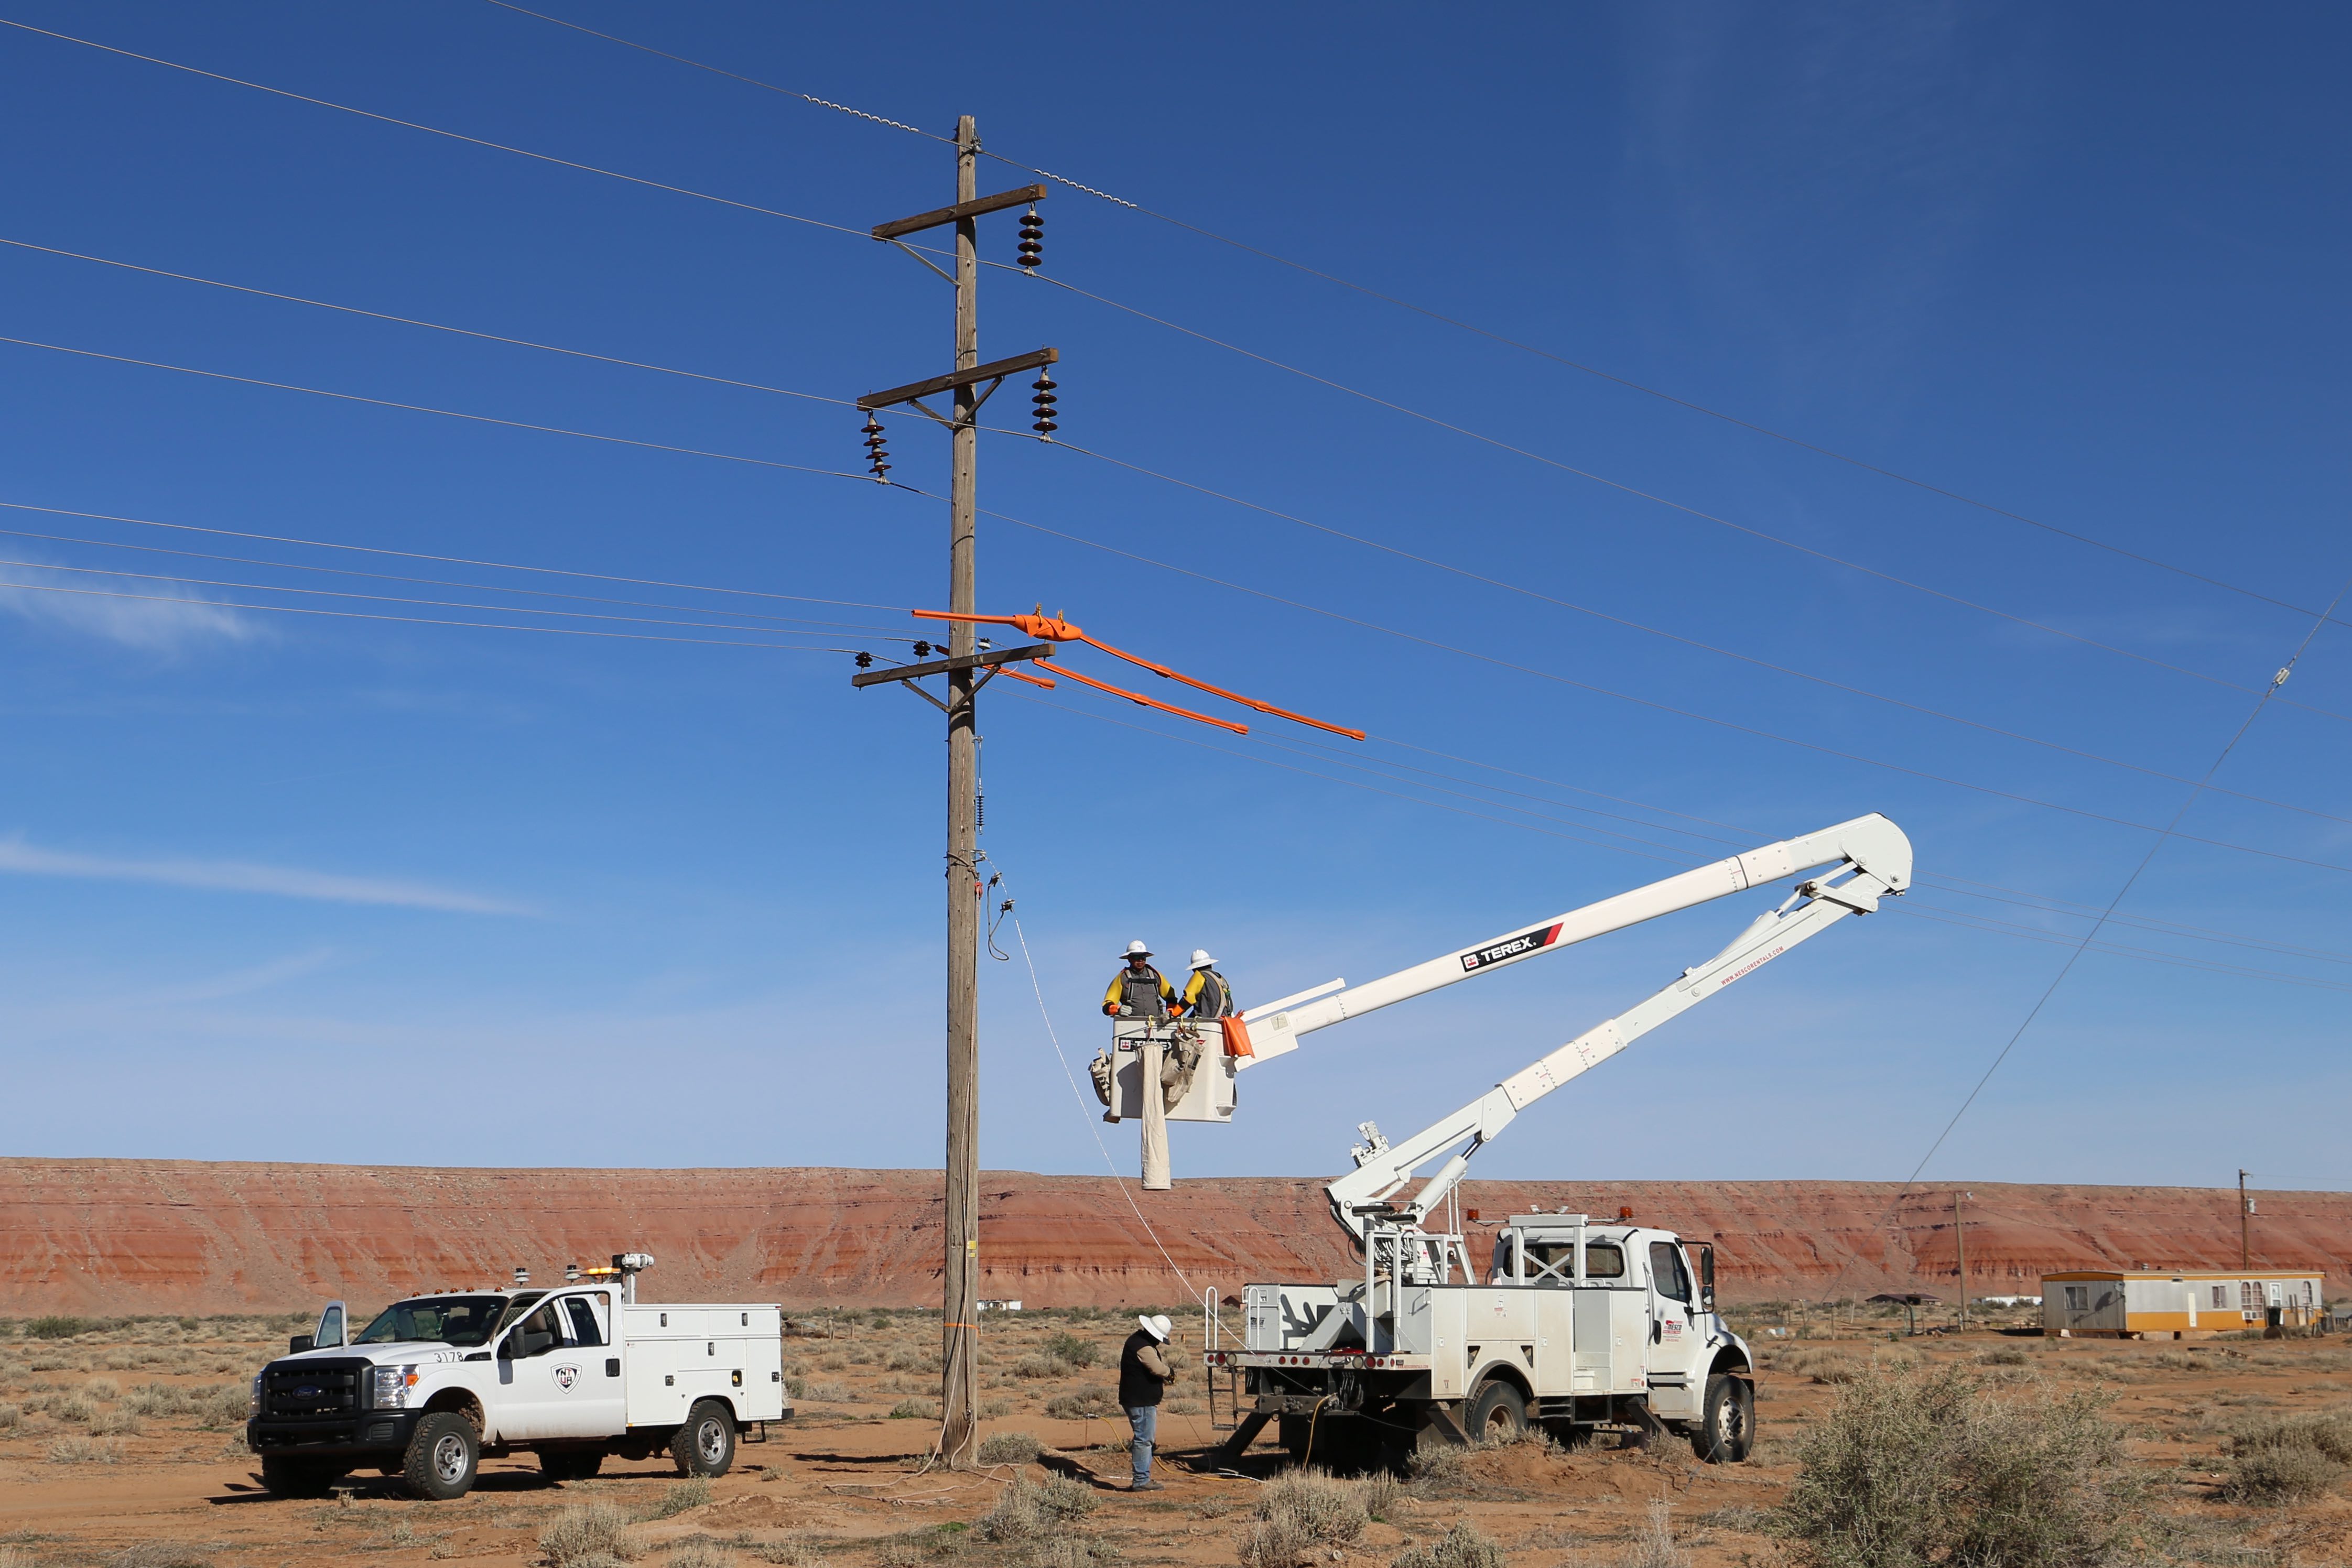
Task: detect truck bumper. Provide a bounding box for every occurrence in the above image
[247,1409,423,1459]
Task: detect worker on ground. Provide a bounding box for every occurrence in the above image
[1102,940,1182,1021]
[1182,949,1237,1019]
[1119,1313,1177,1491]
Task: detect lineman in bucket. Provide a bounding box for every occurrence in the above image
[1182,949,1237,1019]
[1119,1313,1177,1491]
[1102,940,1182,1021]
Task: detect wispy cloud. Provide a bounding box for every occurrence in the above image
[0,837,529,915]
[0,559,261,651]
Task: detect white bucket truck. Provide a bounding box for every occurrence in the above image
[245,1254,788,1499]
[1202,814,1912,1469]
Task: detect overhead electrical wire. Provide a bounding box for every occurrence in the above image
[6,241,2347,816]
[0,575,860,652]
[0,499,902,613]
[453,0,2352,638]
[8,310,2344,874]
[18,10,2340,707]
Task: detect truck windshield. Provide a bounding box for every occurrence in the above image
[353,1296,512,1348]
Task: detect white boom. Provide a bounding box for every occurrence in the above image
[1321,812,1911,1244]
[1238,813,1910,1070]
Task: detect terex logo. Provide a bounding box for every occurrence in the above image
[1460,921,1565,973]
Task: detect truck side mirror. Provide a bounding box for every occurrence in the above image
[1699,1245,1717,1312]
[289,1334,314,1355]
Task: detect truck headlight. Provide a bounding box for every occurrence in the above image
[248,1374,262,1420]
[370,1366,418,1409]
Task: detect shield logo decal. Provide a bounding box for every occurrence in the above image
[554,1364,579,1390]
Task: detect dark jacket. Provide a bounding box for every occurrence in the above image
[1118,1329,1174,1408]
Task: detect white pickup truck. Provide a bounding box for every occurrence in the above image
[245,1258,788,1499]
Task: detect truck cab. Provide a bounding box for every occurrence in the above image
[247,1261,787,1500]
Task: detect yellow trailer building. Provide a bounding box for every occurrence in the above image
[2042,1269,2324,1337]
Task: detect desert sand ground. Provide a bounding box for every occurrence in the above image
[2,1302,2349,1567]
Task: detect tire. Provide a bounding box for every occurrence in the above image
[1464,1379,1526,1444]
[259,1455,344,1498]
[403,1411,480,1500]
[670,1399,736,1478]
[1690,1373,1755,1464]
[539,1446,605,1482]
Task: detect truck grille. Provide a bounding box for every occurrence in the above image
[263,1359,365,1418]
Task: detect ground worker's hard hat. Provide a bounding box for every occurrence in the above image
[1124,940,1153,960]
[1139,1313,1173,1342]
[1189,949,1216,970]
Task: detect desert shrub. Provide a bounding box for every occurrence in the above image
[84,1377,121,1400]
[192,1384,249,1428]
[0,1402,19,1429]
[0,1549,32,1568]
[1771,1364,2137,1568]
[637,1477,712,1521]
[882,1347,934,1373]
[90,1408,143,1437]
[1357,1470,1405,1522]
[974,1475,1099,1542]
[2218,1412,2352,1504]
[1391,1521,1508,1568]
[123,1382,191,1417]
[796,1379,851,1403]
[1238,1469,1369,1567]
[540,1501,638,1565]
[26,1316,93,1341]
[1977,1346,2030,1367]
[750,1538,826,1567]
[1042,1332,1101,1368]
[47,1435,124,1464]
[1043,1388,1117,1420]
[982,1398,1014,1420]
[50,1392,96,1424]
[1015,1354,1074,1380]
[106,1546,216,1568]
[888,1398,939,1420]
[978,1430,1042,1464]
[664,1540,733,1568]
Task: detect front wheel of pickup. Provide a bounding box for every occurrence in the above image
[1690,1374,1754,1464]
[670,1399,735,1478]
[259,1455,345,1498]
[404,1411,480,1500]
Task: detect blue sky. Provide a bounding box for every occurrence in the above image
[1,2,2346,1194]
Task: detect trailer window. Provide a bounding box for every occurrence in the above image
[1582,1243,1624,1280]
[1649,1242,1692,1303]
[564,1296,606,1347]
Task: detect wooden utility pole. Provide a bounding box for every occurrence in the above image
[850,118,1055,1469]
[1954,1190,1969,1331]
[2240,1168,2251,1270]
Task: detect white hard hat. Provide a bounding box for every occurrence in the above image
[1139,1313,1173,1342]
[1189,949,1216,970]
[1124,940,1153,960]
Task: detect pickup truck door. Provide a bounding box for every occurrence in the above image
[551,1293,626,1438]
[1643,1241,1703,1418]
[497,1300,590,1440]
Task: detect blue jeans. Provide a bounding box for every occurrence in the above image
[1125,1403,1157,1483]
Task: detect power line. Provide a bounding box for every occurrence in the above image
[39,234,2340,791]
[0,524,912,636]
[0,16,876,243]
[0,235,859,409]
[460,0,2351,638]
[0,555,903,640]
[0,499,903,612]
[35,7,2336,725]
[0,574,859,652]
[979,502,2352,877]
[0,334,874,484]
[1827,567,2352,1299]
[15,310,2346,875]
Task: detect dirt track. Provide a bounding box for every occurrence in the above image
[5,1305,2351,1566]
